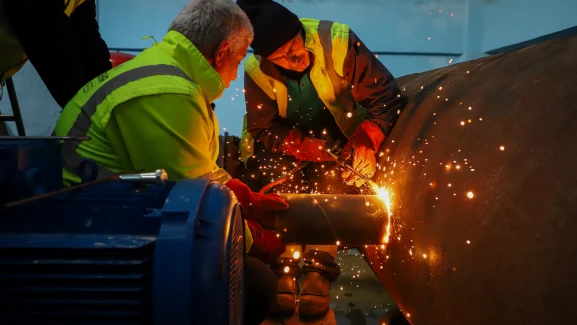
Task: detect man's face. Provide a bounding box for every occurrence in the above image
[267,32,310,72]
[213,40,249,88]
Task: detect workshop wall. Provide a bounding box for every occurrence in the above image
[1,0,575,136]
[482,0,577,53]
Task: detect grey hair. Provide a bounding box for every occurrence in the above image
[169,0,253,56]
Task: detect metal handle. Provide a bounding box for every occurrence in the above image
[119,169,168,185]
[326,149,379,191]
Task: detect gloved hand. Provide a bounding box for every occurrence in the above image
[341,120,385,187]
[225,179,288,264]
[246,219,286,264]
[281,129,334,162]
[226,178,289,229]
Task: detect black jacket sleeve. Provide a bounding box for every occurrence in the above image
[244,72,295,152]
[343,29,406,136]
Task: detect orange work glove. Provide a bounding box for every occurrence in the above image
[225,178,289,229]
[245,219,286,264]
[281,129,333,162]
[341,120,385,187]
[226,179,289,264]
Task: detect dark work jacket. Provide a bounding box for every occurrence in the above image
[244,29,406,152]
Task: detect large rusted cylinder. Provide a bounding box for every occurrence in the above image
[275,194,388,245]
[366,35,577,325]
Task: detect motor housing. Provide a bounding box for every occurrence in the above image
[0,139,245,325]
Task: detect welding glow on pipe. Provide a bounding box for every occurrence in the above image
[371,182,393,244]
[324,149,394,244]
[275,192,391,246]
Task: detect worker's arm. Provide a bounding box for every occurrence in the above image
[105,93,274,255]
[343,29,406,137]
[244,72,295,153]
[105,93,220,180]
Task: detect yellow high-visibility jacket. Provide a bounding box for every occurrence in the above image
[54,30,254,252]
[239,18,365,162]
[240,19,405,164]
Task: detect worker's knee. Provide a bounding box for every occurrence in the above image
[244,256,277,325]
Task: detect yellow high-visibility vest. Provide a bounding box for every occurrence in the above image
[240,18,366,163]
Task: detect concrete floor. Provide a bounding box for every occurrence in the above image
[331,249,397,325]
[263,248,398,325]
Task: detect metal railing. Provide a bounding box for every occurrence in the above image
[0,78,26,136]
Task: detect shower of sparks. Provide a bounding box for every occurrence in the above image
[371,183,393,244]
[234,76,499,322]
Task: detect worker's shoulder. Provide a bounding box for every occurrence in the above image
[243,53,258,69]
[124,88,207,110]
[111,91,212,125]
[300,18,349,27]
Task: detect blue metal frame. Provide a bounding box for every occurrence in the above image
[153,178,244,324]
[0,138,245,324]
[0,138,62,206]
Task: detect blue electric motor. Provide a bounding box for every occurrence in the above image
[0,138,245,325]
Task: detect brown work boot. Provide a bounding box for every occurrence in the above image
[271,258,302,317]
[298,250,341,318]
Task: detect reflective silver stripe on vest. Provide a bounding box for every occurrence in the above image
[317,20,342,84]
[316,20,358,119]
[317,20,334,53]
[62,64,193,181]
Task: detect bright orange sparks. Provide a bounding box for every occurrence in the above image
[372,183,392,244]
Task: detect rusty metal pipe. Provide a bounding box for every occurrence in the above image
[365,35,577,325]
[274,194,389,246]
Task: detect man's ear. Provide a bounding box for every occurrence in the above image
[214,40,231,68]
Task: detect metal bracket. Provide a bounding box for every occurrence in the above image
[77,158,100,183]
[0,78,26,136]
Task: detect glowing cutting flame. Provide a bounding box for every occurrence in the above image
[371,183,392,244]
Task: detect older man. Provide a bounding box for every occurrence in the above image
[54,0,287,323]
[235,0,406,319]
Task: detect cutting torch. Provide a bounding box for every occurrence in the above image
[325,150,380,191]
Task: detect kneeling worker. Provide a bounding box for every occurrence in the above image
[53,0,287,324]
[236,0,406,319]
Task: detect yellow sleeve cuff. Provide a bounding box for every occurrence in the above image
[244,220,254,254]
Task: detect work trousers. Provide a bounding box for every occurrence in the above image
[244,255,278,325]
[3,0,111,108]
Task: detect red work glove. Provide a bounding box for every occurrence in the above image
[341,120,385,187]
[281,129,333,162]
[225,178,289,229]
[246,220,286,264]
